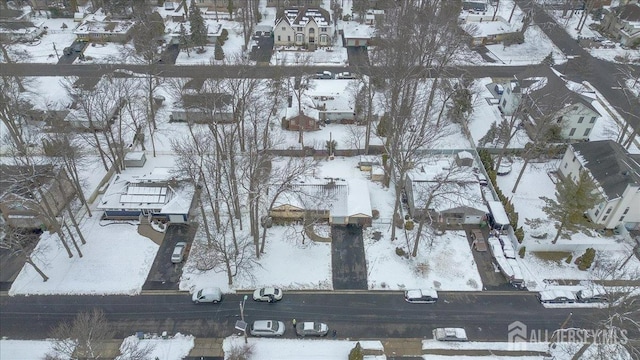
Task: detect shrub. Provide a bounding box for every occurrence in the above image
[215,43,224,60]
[578,248,596,271]
[348,342,363,360]
[565,254,573,264]
[515,227,524,244]
[404,220,414,230]
[395,247,406,257]
[372,209,380,219]
[518,246,526,259]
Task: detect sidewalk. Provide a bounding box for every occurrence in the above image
[546,279,640,287]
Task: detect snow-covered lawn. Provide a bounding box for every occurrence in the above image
[9,216,159,296]
[365,229,483,291]
[0,340,58,360]
[3,18,77,64]
[485,25,566,65]
[117,334,194,360]
[223,337,371,360]
[493,158,640,290]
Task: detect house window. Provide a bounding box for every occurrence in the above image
[296,33,304,42]
[583,128,590,137]
[572,106,578,110]
[603,215,608,221]
[564,163,568,169]
[557,116,563,123]
[606,208,612,214]
[572,156,575,162]
[590,116,596,123]
[282,27,286,30]
[321,27,327,32]
[502,99,506,107]
[619,216,625,222]
[288,35,291,41]
[297,27,303,31]
[578,116,584,123]
[595,209,600,216]
[623,207,629,214]
[569,128,576,136]
[277,35,281,41]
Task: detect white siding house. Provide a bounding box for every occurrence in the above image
[557,140,640,230]
[274,7,333,49]
[502,68,601,141]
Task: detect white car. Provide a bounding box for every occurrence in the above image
[336,72,356,79]
[250,320,285,337]
[404,289,438,304]
[171,242,187,263]
[191,287,222,304]
[433,327,468,341]
[253,287,283,302]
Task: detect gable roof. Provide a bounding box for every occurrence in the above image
[571,140,640,201]
[613,4,640,22]
[518,67,599,118]
[276,7,331,28]
[273,178,372,218]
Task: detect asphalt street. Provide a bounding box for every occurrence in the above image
[0,292,604,341]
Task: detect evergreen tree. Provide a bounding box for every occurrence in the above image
[540,170,601,244]
[189,0,207,49]
[179,23,191,57]
[227,0,234,19]
[478,122,498,147]
[214,42,224,60]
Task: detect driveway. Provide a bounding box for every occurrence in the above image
[157,44,180,65]
[250,36,274,64]
[465,228,513,291]
[331,224,368,290]
[57,40,87,65]
[143,224,195,290]
[347,46,369,70]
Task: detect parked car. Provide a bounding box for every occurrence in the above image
[433,328,468,341]
[296,321,329,337]
[470,229,487,252]
[192,287,223,304]
[336,72,356,79]
[63,47,73,56]
[253,287,283,302]
[538,289,576,304]
[494,84,504,95]
[171,242,187,263]
[250,320,285,337]
[314,71,334,79]
[576,287,608,303]
[404,289,438,304]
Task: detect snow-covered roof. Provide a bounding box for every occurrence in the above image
[273,178,372,218]
[407,159,485,213]
[487,201,509,226]
[309,79,357,113]
[278,7,331,28]
[98,164,191,214]
[341,22,375,39]
[74,14,135,36]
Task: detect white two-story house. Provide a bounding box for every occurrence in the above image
[499,68,601,141]
[557,140,640,231]
[274,7,333,49]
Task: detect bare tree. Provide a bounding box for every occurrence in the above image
[259,157,317,255]
[0,225,49,282]
[410,160,481,256]
[48,309,115,360]
[0,75,34,155]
